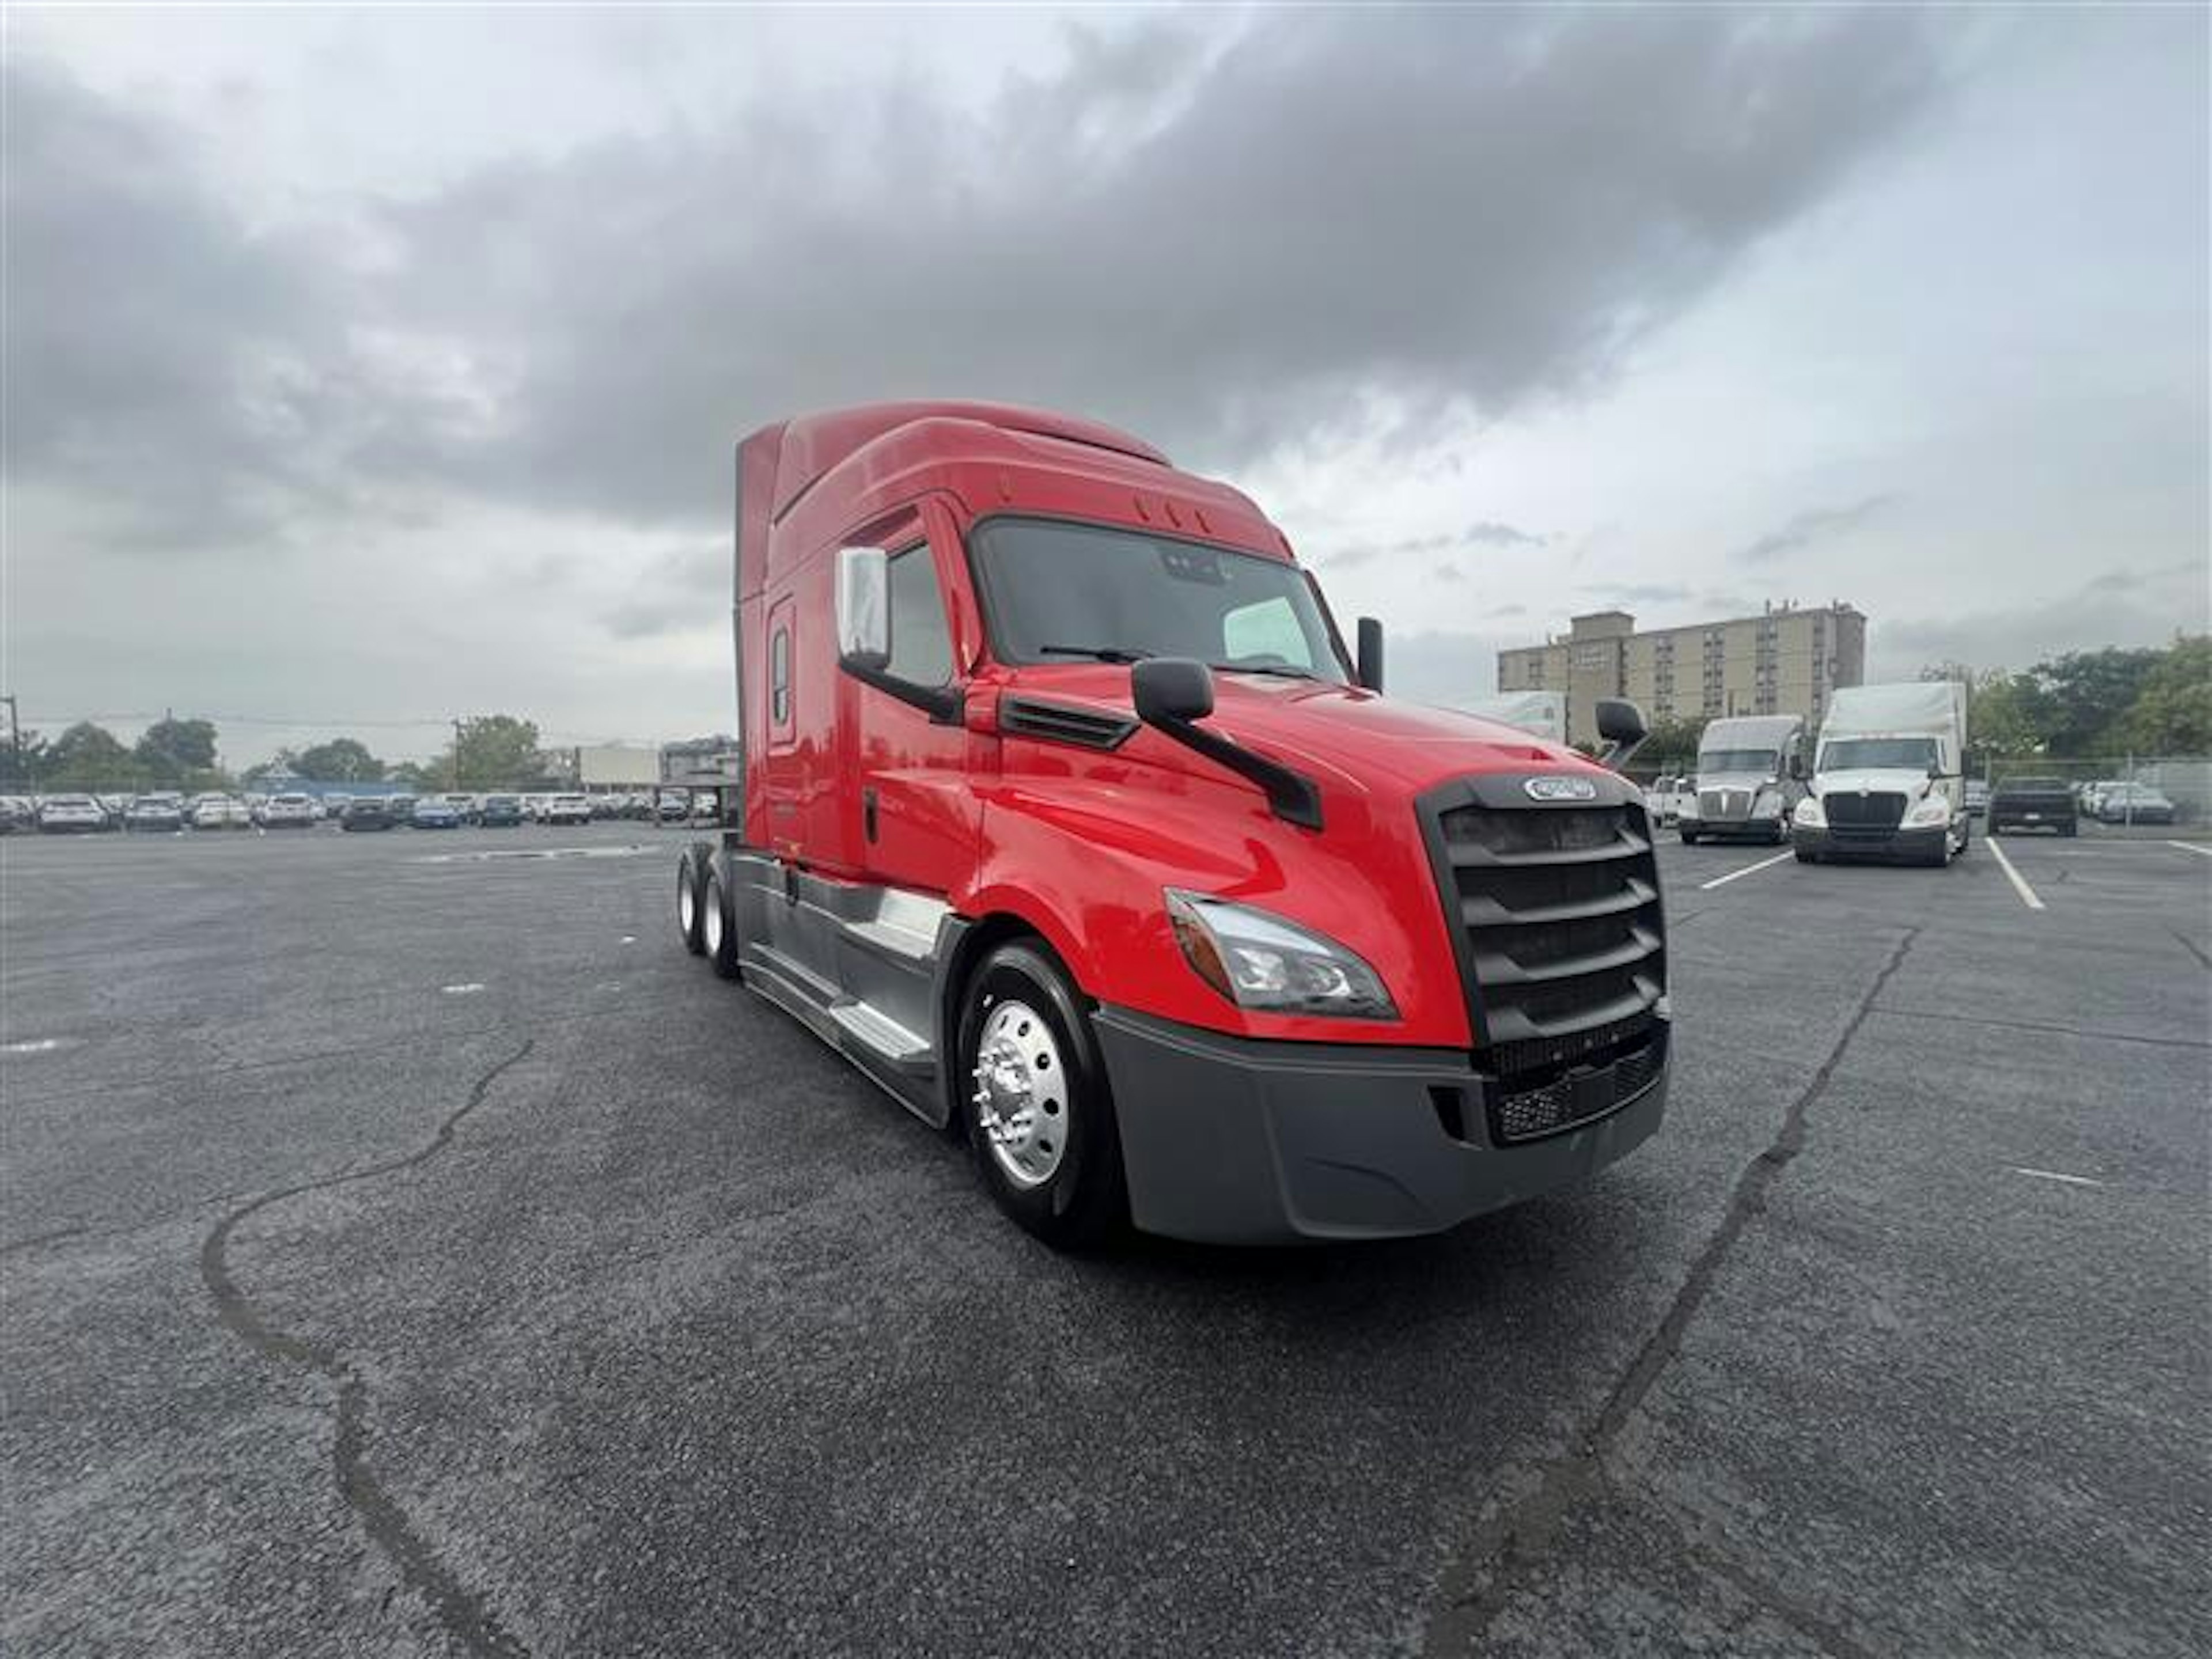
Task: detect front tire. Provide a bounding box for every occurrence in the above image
[956,942,1126,1250]
[1680,830,1699,846]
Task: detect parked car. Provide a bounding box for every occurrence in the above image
[340,797,400,831]
[2096,783,2177,825]
[0,796,32,834]
[320,794,352,821]
[260,793,318,829]
[2079,780,2124,819]
[194,794,252,830]
[124,793,187,833]
[543,793,593,826]
[411,796,464,829]
[37,794,108,834]
[1963,778,1989,818]
[1988,776,2077,837]
[478,793,525,827]
[656,790,691,824]
[384,793,418,823]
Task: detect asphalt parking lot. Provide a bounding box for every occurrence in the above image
[3,821,2207,1658]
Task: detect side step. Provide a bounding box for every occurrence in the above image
[825,999,932,1075]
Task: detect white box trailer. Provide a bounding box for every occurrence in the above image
[1455,691,1568,747]
[1794,681,1969,866]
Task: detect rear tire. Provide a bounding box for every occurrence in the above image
[956,942,1126,1251]
[1680,831,1699,846]
[702,863,741,980]
[677,851,707,956]
[1794,846,1819,863]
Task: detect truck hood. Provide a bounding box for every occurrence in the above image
[1813,769,1942,800]
[1003,666,1594,796]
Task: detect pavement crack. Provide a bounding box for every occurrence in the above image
[198,1040,535,1659]
[1421,928,1919,1657]
[2166,926,2211,974]
[1644,1489,1884,1659]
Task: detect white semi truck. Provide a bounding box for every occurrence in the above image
[1677,714,1806,846]
[1792,681,1970,867]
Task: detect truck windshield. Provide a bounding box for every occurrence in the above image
[1821,737,1938,771]
[971,517,1349,683]
[1698,749,1778,774]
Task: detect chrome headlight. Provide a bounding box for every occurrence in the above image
[1165,891,1397,1020]
[1753,788,1783,817]
[1906,793,1951,826]
[1677,793,1702,819]
[1794,796,1825,827]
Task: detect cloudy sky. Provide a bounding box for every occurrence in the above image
[5,3,2206,767]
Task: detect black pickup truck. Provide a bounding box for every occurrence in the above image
[1988,776,2077,836]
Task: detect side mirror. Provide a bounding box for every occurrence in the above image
[1355,617,1385,692]
[1132,657,1215,725]
[1789,753,1806,781]
[835,546,890,672]
[1927,762,1942,781]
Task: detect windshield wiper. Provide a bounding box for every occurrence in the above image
[1037,643,1154,664]
[1210,660,1319,680]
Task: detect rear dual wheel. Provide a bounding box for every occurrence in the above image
[676,847,740,977]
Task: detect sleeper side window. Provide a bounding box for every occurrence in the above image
[884,544,955,689]
[771,627,791,726]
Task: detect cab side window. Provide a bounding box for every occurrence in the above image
[771,627,791,726]
[885,544,955,688]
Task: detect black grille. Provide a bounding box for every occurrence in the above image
[1824,791,1906,835]
[1487,1027,1669,1144]
[999,697,1136,752]
[1423,783,1667,1050]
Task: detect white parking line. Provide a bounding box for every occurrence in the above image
[440,983,487,996]
[2007,1166,2105,1188]
[1698,850,1794,891]
[2166,840,2212,859]
[1985,838,2046,911]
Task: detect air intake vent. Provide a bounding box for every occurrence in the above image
[1000,697,1137,752]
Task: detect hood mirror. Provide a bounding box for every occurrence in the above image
[1593,698,1648,772]
[1132,657,1215,725]
[1131,657,1321,829]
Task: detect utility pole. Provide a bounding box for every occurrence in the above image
[1,694,20,787]
[452,718,464,792]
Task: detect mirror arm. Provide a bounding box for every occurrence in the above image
[1146,712,1324,830]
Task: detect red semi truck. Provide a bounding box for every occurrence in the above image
[675,402,1669,1247]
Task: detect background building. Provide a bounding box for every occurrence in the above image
[1497,602,1866,743]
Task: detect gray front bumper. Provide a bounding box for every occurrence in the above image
[1681,814,1787,840]
[1792,823,1947,862]
[1093,1007,1669,1245]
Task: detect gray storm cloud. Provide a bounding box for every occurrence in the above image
[6,7,1944,550]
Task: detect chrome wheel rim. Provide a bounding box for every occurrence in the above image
[703,883,723,955]
[972,998,1069,1189]
[679,872,696,935]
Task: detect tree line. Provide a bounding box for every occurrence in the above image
[1629,634,2209,771]
[1,714,570,794]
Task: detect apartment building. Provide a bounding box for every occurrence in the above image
[1496,603,1867,743]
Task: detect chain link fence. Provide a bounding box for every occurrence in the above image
[1979,756,2209,825]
